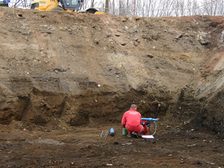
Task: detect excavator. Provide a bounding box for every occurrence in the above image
[0,0,9,6]
[31,0,104,14]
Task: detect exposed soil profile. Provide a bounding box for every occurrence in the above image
[0,7,223,167]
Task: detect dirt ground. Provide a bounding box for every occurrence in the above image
[0,124,224,168]
[0,7,224,168]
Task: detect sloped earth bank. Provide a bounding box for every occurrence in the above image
[0,7,224,167]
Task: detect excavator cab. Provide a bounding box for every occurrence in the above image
[0,0,10,6]
[60,0,82,10]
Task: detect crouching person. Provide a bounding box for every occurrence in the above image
[121,104,145,137]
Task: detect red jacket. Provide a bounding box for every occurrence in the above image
[121,109,142,127]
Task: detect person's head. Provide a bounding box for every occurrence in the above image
[130,104,137,110]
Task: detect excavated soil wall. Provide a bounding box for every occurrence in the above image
[0,8,224,136]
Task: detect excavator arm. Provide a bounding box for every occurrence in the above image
[31,0,59,11]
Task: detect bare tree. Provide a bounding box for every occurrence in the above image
[90,0,95,8]
[119,0,126,15]
[212,0,219,15]
[141,0,146,16]
[133,0,137,15]
[165,0,176,16]
[179,0,185,16]
[149,0,157,17]
[155,0,163,16]
[105,0,109,12]
[112,0,115,14]
[145,0,153,16]
[217,0,224,15]
[82,0,224,16]
[192,0,200,15]
[174,0,186,16]
[202,0,219,16]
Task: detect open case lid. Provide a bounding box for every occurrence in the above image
[141,135,154,139]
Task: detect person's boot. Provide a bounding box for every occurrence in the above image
[130,132,138,138]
